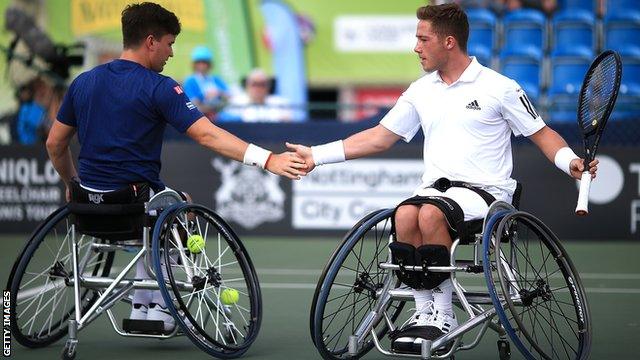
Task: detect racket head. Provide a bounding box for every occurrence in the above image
[576,50,622,139]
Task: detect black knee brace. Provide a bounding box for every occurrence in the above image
[416,245,450,290]
[389,242,422,289]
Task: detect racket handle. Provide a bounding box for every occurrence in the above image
[575,172,591,216]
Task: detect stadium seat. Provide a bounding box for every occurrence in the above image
[502,9,547,56]
[551,10,595,57]
[557,0,595,13]
[620,56,640,96]
[611,94,640,120]
[548,95,578,123]
[549,54,591,96]
[469,44,492,67]
[500,47,543,101]
[607,0,640,16]
[605,12,640,57]
[467,8,497,51]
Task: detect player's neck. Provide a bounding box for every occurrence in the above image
[120,49,151,69]
[438,54,472,85]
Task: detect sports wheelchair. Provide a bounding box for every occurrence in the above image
[310,193,592,359]
[7,187,262,359]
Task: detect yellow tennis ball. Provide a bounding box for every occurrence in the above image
[187,234,205,254]
[220,288,239,305]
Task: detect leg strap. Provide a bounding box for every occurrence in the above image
[389,242,422,289]
[416,245,450,290]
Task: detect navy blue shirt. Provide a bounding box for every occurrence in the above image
[57,59,203,191]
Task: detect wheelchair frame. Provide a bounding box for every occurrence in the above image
[9,189,262,359]
[310,201,591,360]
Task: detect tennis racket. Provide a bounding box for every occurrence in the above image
[575,50,622,216]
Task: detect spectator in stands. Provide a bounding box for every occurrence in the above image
[219,68,293,123]
[14,77,64,145]
[503,0,557,15]
[182,46,230,119]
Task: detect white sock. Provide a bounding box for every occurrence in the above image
[151,252,179,308]
[412,289,434,313]
[433,279,453,315]
[132,259,152,306]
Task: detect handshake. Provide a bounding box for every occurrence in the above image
[251,140,346,180]
[258,142,314,180]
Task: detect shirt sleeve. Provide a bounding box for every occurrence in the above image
[57,79,78,127]
[153,78,204,133]
[501,80,546,137]
[379,87,421,142]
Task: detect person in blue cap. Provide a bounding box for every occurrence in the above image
[182,45,230,118]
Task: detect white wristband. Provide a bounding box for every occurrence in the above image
[554,147,579,176]
[243,143,272,169]
[311,140,346,166]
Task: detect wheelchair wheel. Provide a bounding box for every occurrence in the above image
[7,206,115,348]
[152,203,261,358]
[310,208,405,360]
[484,211,591,360]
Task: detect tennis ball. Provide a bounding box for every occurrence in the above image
[187,234,205,254]
[220,288,239,305]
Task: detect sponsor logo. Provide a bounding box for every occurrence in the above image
[88,193,103,204]
[186,101,196,110]
[466,100,481,110]
[173,85,184,94]
[212,159,285,229]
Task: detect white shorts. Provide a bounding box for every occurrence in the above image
[411,187,490,221]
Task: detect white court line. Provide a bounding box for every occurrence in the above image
[248,268,640,280]
[259,282,640,294]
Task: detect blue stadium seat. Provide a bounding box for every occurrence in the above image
[605,12,640,57]
[611,94,640,120]
[549,54,591,96]
[468,44,492,67]
[500,47,543,101]
[620,56,640,96]
[557,0,595,13]
[548,95,578,123]
[502,9,547,56]
[551,10,595,57]
[467,8,497,51]
[607,0,640,16]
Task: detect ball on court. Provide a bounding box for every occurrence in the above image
[220,288,239,305]
[187,234,205,254]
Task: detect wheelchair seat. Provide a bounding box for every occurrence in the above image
[68,181,149,241]
[432,182,523,245]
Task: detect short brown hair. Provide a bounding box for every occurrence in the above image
[416,3,469,52]
[121,2,181,49]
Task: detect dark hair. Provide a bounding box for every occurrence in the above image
[121,2,181,48]
[416,3,469,52]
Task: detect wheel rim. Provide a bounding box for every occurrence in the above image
[158,204,261,355]
[494,212,590,360]
[10,208,113,347]
[314,209,404,359]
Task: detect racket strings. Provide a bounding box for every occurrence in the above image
[578,55,620,134]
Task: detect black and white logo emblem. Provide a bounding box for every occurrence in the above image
[88,193,103,204]
[212,159,285,229]
[466,100,481,110]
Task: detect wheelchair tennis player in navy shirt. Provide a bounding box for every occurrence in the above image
[46,2,306,332]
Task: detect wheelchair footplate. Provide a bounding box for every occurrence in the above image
[122,319,167,335]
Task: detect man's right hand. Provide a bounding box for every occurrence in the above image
[266,151,308,180]
[285,142,315,173]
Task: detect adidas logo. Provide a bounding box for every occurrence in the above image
[466,100,481,110]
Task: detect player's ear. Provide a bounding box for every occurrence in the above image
[445,36,455,50]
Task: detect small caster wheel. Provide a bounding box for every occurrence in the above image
[498,339,511,360]
[62,339,77,360]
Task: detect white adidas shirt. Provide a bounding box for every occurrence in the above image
[380,57,545,201]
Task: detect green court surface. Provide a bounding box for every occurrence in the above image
[2,235,639,359]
